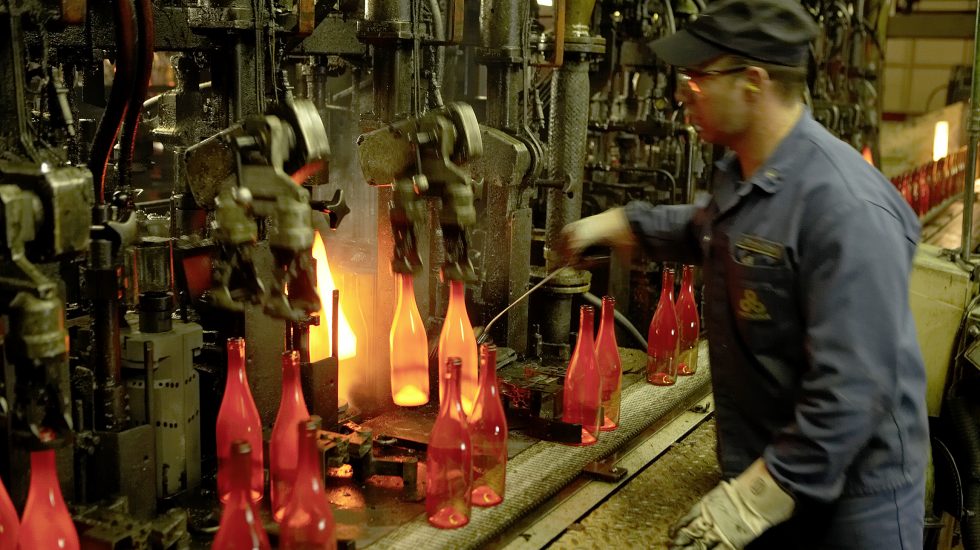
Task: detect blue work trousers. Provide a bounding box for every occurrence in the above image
[747,481,925,550]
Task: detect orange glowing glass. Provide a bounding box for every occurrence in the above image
[390,273,429,406]
[595,296,622,431]
[279,417,337,549]
[648,268,679,386]
[0,469,15,550]
[17,450,78,550]
[212,441,271,550]
[310,232,357,363]
[438,280,478,415]
[563,306,603,446]
[216,337,264,503]
[426,358,472,529]
[676,265,700,376]
[270,350,310,523]
[469,344,507,507]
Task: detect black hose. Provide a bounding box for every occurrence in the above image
[946,395,980,550]
[87,0,137,205]
[118,0,155,189]
[582,292,647,350]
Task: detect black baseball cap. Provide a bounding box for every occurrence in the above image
[650,0,818,68]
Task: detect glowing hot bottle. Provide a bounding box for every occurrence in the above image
[426,358,473,529]
[562,305,603,446]
[469,344,508,507]
[216,337,264,503]
[676,265,701,376]
[270,350,310,522]
[389,273,430,406]
[595,296,623,431]
[17,450,78,550]
[647,268,679,386]
[438,280,478,415]
[279,417,337,549]
[212,441,271,550]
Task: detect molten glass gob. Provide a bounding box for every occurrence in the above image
[563,305,603,446]
[212,441,271,550]
[390,273,429,406]
[426,358,473,529]
[438,280,479,415]
[0,469,16,550]
[17,450,78,550]
[676,265,700,376]
[595,296,623,431]
[647,268,680,386]
[279,417,337,549]
[469,344,508,507]
[270,350,310,523]
[217,337,264,503]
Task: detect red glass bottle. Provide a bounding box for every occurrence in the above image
[390,273,430,407]
[469,344,507,507]
[648,268,680,386]
[270,350,310,522]
[0,472,16,550]
[17,450,78,550]
[676,266,700,376]
[279,417,337,549]
[426,358,473,529]
[212,441,271,550]
[217,337,264,504]
[438,280,479,415]
[563,305,602,446]
[594,296,622,431]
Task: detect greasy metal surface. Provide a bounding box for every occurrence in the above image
[366,345,711,549]
[550,419,720,549]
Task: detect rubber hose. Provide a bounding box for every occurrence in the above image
[88,0,137,204]
[946,396,980,550]
[582,292,647,350]
[118,0,155,189]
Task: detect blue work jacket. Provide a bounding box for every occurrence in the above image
[624,110,928,503]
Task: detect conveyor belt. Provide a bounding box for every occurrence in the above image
[368,342,712,549]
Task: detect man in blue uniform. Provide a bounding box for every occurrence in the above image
[557,0,928,548]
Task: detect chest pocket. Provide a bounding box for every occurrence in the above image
[726,248,801,358]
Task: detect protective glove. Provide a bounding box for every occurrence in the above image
[552,207,635,266]
[669,458,795,550]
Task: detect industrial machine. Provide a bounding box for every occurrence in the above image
[0,0,927,548]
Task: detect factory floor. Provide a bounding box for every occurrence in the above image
[543,419,720,549]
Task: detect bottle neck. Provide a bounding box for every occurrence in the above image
[296,425,320,494]
[281,353,303,403]
[661,271,675,303]
[440,363,464,417]
[575,308,595,352]
[447,280,465,313]
[480,348,498,388]
[30,450,59,492]
[681,266,693,291]
[398,273,414,306]
[227,340,246,387]
[601,298,615,327]
[229,446,252,501]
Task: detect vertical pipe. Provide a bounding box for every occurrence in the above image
[963,0,980,262]
[118,0,155,189]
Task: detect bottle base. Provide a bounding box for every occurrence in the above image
[647,373,676,386]
[677,363,696,376]
[600,416,618,432]
[471,485,503,507]
[563,428,598,446]
[428,507,470,529]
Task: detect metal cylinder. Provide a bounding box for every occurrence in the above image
[364,0,410,22]
[544,59,590,272]
[963,0,980,262]
[136,237,172,294]
[89,239,128,431]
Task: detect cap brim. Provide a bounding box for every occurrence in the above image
[650,30,728,68]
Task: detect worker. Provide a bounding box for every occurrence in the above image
[556,0,928,547]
